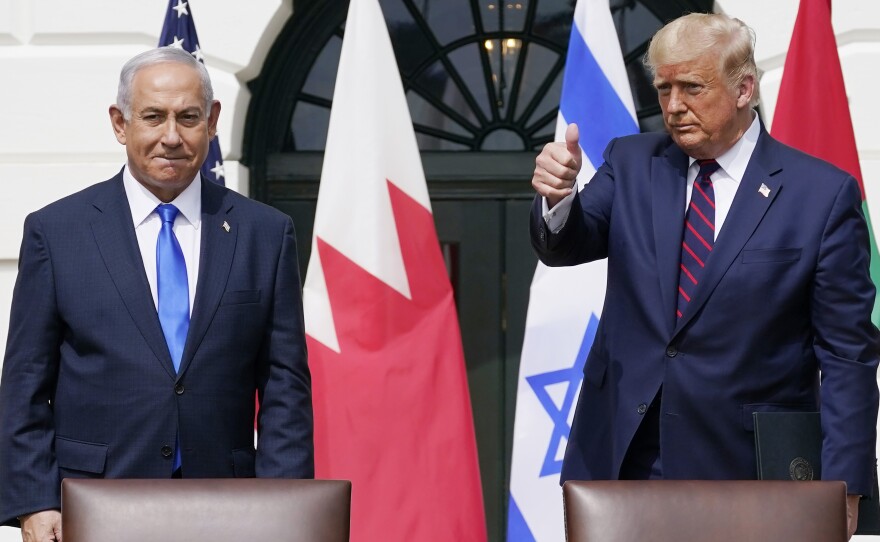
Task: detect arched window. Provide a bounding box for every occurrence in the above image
[244,0,712,198]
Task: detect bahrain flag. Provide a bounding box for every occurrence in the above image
[302,0,487,540]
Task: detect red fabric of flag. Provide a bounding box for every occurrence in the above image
[302,0,487,540]
[771,0,864,194]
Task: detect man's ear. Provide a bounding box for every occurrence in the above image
[207,100,221,140]
[736,75,756,109]
[109,105,127,145]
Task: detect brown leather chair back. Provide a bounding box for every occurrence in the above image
[563,479,846,542]
[62,478,351,542]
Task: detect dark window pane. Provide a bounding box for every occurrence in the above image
[290,102,330,151]
[479,1,500,32]
[503,1,530,32]
[525,67,562,130]
[407,90,474,138]
[447,43,493,121]
[514,43,558,122]
[412,0,475,45]
[381,0,437,76]
[611,0,661,57]
[484,38,522,118]
[532,0,573,47]
[301,35,343,100]
[480,128,526,150]
[532,114,557,141]
[414,59,482,128]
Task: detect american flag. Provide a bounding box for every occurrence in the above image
[159,0,225,185]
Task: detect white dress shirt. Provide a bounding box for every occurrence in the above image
[122,167,201,316]
[543,113,761,239]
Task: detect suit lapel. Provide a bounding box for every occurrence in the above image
[177,180,237,377]
[674,130,784,334]
[653,141,690,335]
[89,174,177,379]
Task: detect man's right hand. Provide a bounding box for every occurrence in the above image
[532,123,582,209]
[20,509,62,542]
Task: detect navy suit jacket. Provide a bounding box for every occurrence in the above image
[531,129,880,495]
[0,172,314,525]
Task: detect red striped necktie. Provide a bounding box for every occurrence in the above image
[676,159,720,319]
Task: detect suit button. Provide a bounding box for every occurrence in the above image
[666,347,678,358]
[161,445,173,458]
[637,403,648,415]
[175,383,185,395]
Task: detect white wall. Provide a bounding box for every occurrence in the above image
[0,0,879,539]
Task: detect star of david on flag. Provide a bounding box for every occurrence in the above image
[159,0,225,185]
[525,314,597,477]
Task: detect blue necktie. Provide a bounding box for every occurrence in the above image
[676,159,720,319]
[156,204,189,472]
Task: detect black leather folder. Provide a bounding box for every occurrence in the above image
[754,411,880,535]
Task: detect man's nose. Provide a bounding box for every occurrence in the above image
[667,88,687,113]
[161,119,182,146]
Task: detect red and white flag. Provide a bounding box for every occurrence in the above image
[303,0,487,540]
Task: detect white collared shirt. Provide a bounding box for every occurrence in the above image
[685,113,760,240]
[543,113,761,239]
[122,167,201,315]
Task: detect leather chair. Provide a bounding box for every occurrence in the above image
[563,479,846,542]
[62,478,351,542]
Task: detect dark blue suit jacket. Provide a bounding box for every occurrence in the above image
[0,172,314,526]
[531,129,879,495]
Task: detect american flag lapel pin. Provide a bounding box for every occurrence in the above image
[758,183,771,198]
[222,221,231,233]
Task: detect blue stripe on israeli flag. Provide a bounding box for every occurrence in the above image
[508,1,638,540]
[559,24,639,171]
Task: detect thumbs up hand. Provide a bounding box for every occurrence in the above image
[532,123,582,208]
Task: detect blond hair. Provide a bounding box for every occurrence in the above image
[645,13,761,107]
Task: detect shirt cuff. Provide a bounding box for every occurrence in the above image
[542,190,576,234]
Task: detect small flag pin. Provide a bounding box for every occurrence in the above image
[222,221,231,232]
[758,183,771,198]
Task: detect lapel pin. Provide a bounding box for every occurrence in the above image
[758,183,771,198]
[222,221,231,233]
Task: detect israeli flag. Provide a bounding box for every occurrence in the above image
[507,1,637,540]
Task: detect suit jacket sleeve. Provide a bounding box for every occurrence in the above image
[0,213,63,526]
[813,176,880,496]
[530,138,617,266]
[254,216,315,478]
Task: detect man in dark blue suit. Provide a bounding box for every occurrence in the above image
[0,46,313,540]
[531,13,878,539]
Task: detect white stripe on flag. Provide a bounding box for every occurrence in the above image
[507,1,638,540]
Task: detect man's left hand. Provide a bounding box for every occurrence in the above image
[847,494,860,540]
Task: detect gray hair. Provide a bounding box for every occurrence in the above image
[116,46,214,121]
[645,13,761,108]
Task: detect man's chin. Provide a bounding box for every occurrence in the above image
[135,170,198,192]
[671,134,708,156]
[151,166,198,184]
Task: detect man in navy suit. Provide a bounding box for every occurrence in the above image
[531,13,878,538]
[0,46,313,540]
